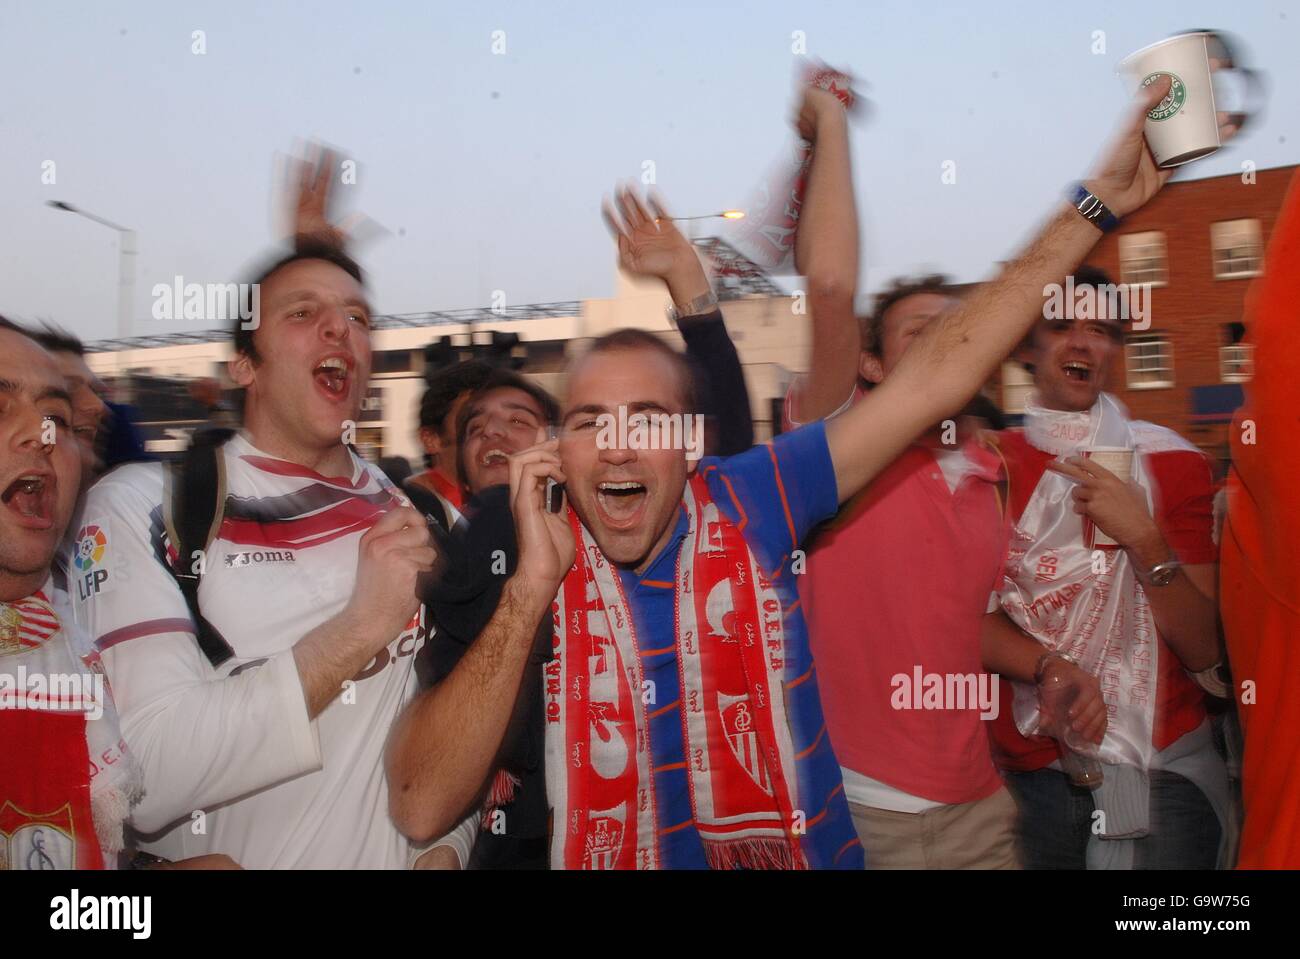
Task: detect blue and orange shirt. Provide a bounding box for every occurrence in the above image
[616,421,863,869]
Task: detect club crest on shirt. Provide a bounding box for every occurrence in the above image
[0,800,77,870]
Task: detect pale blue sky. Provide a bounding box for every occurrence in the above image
[1,0,1295,343]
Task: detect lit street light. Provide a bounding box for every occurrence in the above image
[669,209,745,240]
[46,200,138,350]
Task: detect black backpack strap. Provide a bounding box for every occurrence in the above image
[164,428,237,668]
[402,478,451,536]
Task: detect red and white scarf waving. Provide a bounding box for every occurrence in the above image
[545,475,806,870]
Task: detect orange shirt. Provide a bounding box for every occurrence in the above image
[1222,170,1300,868]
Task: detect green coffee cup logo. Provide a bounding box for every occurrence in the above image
[1143,72,1186,121]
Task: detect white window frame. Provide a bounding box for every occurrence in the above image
[1220,343,1254,383]
[999,361,1034,415]
[1118,231,1168,288]
[1125,333,1174,390]
[1211,219,1263,280]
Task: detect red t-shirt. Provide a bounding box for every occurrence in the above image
[989,428,1217,771]
[800,436,1009,805]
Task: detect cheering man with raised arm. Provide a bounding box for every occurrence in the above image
[388,187,755,865]
[68,153,476,868]
[982,264,1230,870]
[399,78,1184,869]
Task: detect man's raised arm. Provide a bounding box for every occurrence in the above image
[791,81,862,423]
[826,78,1175,503]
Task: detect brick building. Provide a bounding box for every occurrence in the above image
[997,163,1296,475]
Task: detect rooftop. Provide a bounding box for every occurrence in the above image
[86,238,786,353]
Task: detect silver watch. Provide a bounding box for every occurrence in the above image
[666,290,719,326]
[1142,558,1182,587]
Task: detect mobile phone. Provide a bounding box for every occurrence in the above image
[545,426,565,513]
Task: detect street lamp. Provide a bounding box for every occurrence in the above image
[669,209,745,240]
[46,200,137,347]
[669,209,746,223]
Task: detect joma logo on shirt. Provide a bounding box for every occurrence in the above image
[224,550,296,568]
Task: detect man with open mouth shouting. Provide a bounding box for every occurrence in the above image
[395,75,1185,869]
[0,317,141,870]
[388,367,561,870]
[983,265,1229,869]
[387,189,757,869]
[65,226,476,868]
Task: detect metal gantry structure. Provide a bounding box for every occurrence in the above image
[83,237,785,354]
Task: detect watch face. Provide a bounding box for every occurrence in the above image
[1150,564,1178,586]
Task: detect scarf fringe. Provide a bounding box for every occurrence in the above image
[91,781,138,858]
[702,836,801,871]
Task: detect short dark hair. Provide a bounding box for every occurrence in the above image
[861,273,952,356]
[1069,265,1122,336]
[419,360,495,434]
[29,323,85,357]
[1020,264,1124,373]
[580,328,698,412]
[1072,265,1116,290]
[232,241,366,363]
[0,316,45,350]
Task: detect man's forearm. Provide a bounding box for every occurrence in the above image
[293,608,395,719]
[678,310,754,455]
[981,610,1044,683]
[387,574,552,842]
[827,204,1099,501]
[1127,532,1221,671]
[796,111,861,422]
[664,259,711,311]
[897,203,1097,418]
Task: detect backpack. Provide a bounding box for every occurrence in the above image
[161,428,237,668]
[160,430,447,669]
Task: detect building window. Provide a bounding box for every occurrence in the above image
[1125,333,1174,389]
[1221,321,1253,382]
[371,350,414,375]
[1118,231,1168,287]
[1000,361,1034,415]
[1211,219,1263,279]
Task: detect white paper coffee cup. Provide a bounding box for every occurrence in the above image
[1082,446,1135,548]
[1119,32,1221,168]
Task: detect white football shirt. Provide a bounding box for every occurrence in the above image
[68,433,472,868]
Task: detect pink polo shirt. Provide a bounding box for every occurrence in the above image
[795,395,1009,805]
